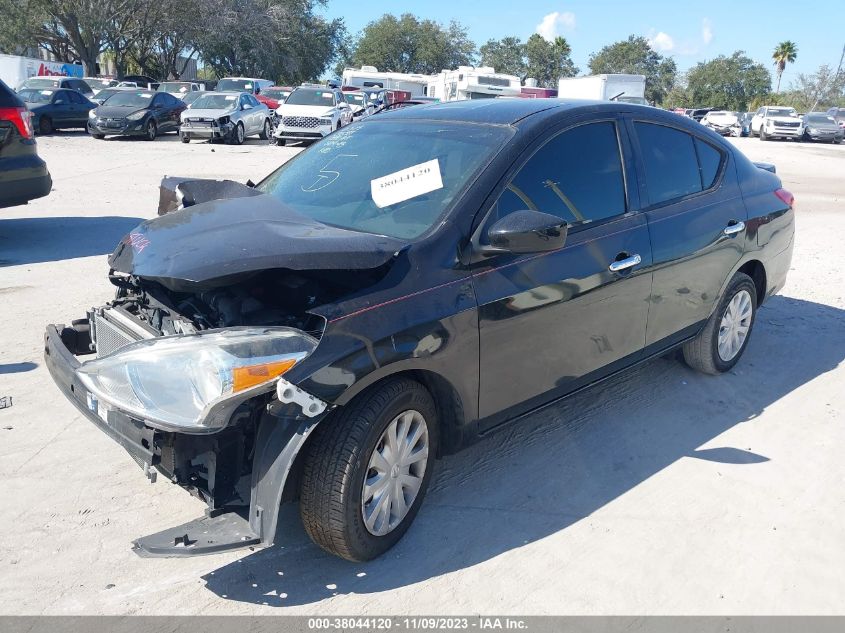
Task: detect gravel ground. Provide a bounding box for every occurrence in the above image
[0,130,843,615]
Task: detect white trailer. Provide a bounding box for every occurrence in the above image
[341,66,431,97]
[557,74,647,105]
[427,66,521,102]
[0,53,84,90]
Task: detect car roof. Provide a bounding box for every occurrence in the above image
[373,98,640,125]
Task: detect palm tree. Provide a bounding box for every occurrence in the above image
[772,41,798,93]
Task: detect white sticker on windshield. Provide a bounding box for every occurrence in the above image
[225,95,237,100]
[371,159,443,208]
[40,90,52,95]
[140,93,152,98]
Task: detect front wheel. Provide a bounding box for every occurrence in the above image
[299,377,438,561]
[759,127,767,141]
[259,119,270,140]
[38,116,53,135]
[144,120,157,141]
[683,272,758,375]
[231,122,245,145]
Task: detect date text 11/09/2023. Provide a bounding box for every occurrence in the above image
[307,617,528,630]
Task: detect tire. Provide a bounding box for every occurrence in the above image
[180,134,190,143]
[92,133,105,140]
[259,119,270,140]
[144,120,157,141]
[232,122,244,145]
[683,272,758,375]
[299,377,438,562]
[759,127,767,141]
[273,138,286,146]
[38,116,52,135]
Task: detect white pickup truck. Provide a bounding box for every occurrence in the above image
[751,106,804,141]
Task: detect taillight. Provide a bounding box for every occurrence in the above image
[0,106,34,139]
[774,188,794,208]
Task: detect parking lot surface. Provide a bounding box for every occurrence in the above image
[1,132,843,615]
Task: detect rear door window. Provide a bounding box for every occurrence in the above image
[694,138,723,189]
[493,121,627,228]
[634,122,703,206]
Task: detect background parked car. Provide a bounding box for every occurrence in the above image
[0,78,51,208]
[344,90,376,118]
[18,87,95,134]
[826,106,845,134]
[88,89,185,140]
[17,76,93,98]
[179,91,270,144]
[82,77,118,95]
[121,75,158,89]
[802,112,843,143]
[750,106,803,140]
[157,81,202,98]
[256,86,292,110]
[272,85,353,145]
[700,110,740,136]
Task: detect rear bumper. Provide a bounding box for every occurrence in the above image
[0,151,52,208]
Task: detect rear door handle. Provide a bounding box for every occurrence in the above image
[608,254,642,272]
[723,220,746,236]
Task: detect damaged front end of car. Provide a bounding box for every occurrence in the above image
[44,180,408,557]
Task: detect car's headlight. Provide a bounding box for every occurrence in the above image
[219,115,231,125]
[89,110,98,118]
[126,110,146,121]
[76,327,318,432]
[319,117,332,126]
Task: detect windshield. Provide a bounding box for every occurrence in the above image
[191,93,239,109]
[182,91,204,105]
[218,79,254,92]
[256,121,512,239]
[263,88,290,100]
[346,93,365,105]
[158,82,192,94]
[96,88,124,102]
[103,91,154,107]
[18,89,55,103]
[806,115,835,124]
[767,108,795,117]
[86,78,114,89]
[286,89,335,106]
[21,78,61,89]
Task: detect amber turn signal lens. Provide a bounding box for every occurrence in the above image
[232,359,297,392]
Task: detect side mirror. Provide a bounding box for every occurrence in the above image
[242,103,253,110]
[485,210,568,254]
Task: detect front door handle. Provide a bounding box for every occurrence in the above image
[723,220,746,236]
[608,254,642,272]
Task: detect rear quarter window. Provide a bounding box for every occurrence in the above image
[635,122,703,206]
[694,138,723,189]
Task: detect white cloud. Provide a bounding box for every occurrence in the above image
[536,11,576,42]
[701,18,713,45]
[648,31,675,52]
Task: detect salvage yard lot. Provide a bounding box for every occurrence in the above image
[1,131,844,614]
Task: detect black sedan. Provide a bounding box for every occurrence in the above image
[18,88,95,134]
[87,89,185,140]
[45,100,794,562]
[802,112,843,143]
[0,78,51,208]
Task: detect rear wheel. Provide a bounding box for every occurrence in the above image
[38,116,53,135]
[683,272,758,375]
[299,377,437,561]
[180,133,190,143]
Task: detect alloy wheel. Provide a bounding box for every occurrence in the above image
[718,289,753,361]
[361,409,429,537]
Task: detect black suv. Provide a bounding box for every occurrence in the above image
[0,78,52,209]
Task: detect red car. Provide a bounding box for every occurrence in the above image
[256,86,293,110]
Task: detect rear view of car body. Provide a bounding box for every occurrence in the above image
[0,78,51,209]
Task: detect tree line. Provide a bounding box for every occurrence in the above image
[1,6,842,111]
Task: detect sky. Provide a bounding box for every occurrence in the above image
[320,0,843,86]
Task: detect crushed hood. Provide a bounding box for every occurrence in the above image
[109,194,407,287]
